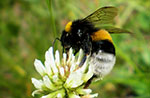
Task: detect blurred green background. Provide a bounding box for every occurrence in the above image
[0,0,150,98]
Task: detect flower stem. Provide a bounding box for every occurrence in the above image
[46,0,57,47]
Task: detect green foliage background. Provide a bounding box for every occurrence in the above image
[0,0,150,98]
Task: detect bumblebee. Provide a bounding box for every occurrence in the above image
[60,6,130,78]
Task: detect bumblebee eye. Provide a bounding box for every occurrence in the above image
[77,29,82,37]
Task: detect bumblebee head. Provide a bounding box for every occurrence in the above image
[60,20,97,52]
[61,21,83,52]
[60,30,72,52]
[60,21,73,52]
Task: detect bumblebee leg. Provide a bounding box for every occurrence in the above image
[64,48,70,59]
[79,33,92,67]
[79,43,91,67]
[79,44,91,67]
[79,55,87,67]
[84,75,97,88]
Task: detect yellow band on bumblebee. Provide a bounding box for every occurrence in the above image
[65,21,72,32]
[91,29,113,43]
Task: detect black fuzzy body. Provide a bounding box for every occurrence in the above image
[60,19,115,55]
[92,40,115,55]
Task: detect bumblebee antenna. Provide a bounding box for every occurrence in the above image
[52,37,60,49]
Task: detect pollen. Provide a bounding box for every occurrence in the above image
[91,29,113,43]
[65,21,72,32]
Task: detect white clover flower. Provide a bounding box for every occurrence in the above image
[31,47,98,98]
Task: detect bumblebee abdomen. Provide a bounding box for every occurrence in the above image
[89,50,116,77]
[90,39,116,77]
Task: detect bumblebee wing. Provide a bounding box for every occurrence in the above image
[82,6,118,24]
[102,26,132,34]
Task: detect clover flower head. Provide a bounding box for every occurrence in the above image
[31,46,98,98]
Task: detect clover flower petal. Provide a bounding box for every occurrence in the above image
[34,59,46,76]
[31,46,98,98]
